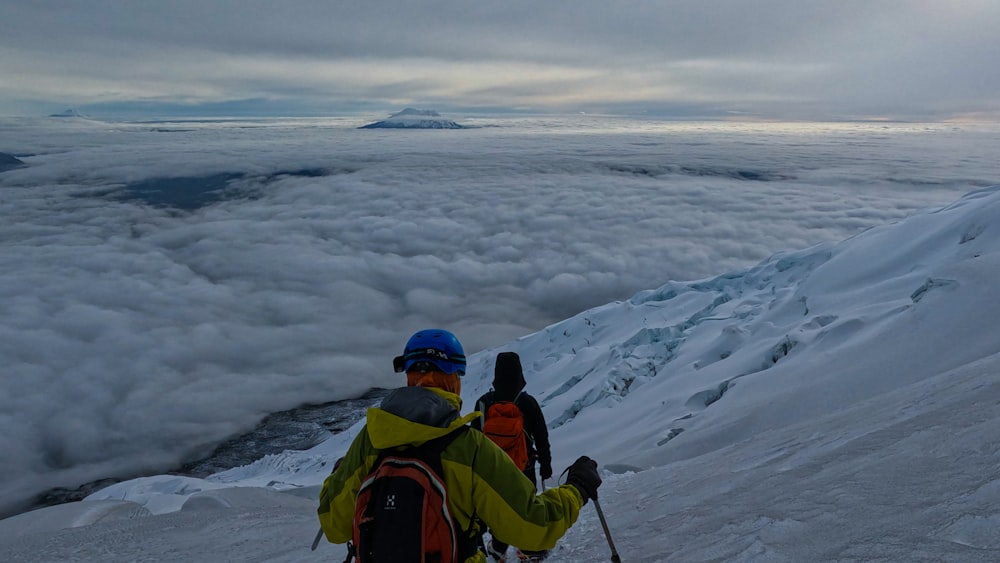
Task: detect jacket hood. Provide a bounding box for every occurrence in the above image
[366,386,479,450]
[492,351,526,401]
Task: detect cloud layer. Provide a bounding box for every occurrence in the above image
[0,115,998,516]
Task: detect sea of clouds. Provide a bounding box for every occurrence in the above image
[1,115,997,517]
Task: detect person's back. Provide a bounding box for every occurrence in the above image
[472,351,555,562]
[472,352,552,488]
[316,329,600,563]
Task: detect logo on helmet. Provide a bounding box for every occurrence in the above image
[421,348,450,360]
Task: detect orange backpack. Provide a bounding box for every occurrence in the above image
[480,395,530,471]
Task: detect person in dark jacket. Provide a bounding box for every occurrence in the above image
[471,351,554,562]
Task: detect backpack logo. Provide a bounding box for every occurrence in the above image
[352,431,466,563]
[481,400,530,471]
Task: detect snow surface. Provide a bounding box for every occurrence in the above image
[3,186,1000,561]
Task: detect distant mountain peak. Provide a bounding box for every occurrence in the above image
[359,108,466,129]
[49,108,88,118]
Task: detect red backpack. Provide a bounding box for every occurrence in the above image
[479,393,530,471]
[351,428,470,563]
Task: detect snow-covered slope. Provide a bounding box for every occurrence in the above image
[3,186,1000,561]
[482,184,1000,475]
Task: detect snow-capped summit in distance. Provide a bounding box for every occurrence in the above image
[358,108,467,129]
[48,108,88,118]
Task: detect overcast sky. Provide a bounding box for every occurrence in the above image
[2,1,999,120]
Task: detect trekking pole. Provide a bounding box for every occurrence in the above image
[592,497,622,563]
[311,527,323,551]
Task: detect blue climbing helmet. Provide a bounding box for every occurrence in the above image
[392,329,467,376]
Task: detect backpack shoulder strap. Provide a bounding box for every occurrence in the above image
[373,425,468,471]
[510,391,536,449]
[407,425,483,559]
[477,391,495,428]
[428,426,482,557]
[422,425,468,458]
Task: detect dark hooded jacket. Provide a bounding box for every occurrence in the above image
[471,352,552,480]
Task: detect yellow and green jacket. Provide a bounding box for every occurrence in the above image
[317,385,584,563]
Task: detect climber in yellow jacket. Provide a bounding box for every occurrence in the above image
[317,329,602,562]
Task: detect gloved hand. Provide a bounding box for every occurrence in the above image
[540,461,553,481]
[565,456,601,503]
